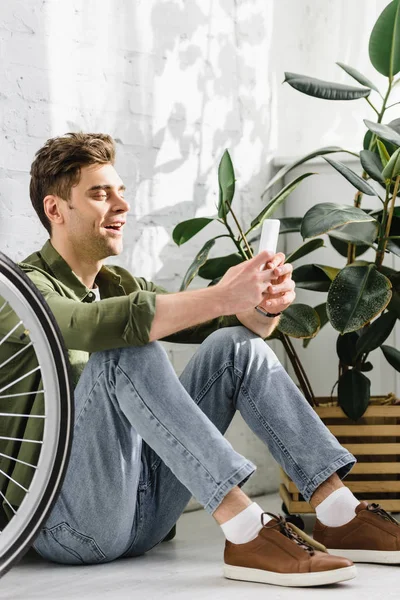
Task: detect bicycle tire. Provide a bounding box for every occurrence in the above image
[0,251,74,577]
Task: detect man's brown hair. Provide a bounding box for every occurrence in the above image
[30,132,116,235]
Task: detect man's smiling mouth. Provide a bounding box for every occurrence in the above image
[102,221,125,234]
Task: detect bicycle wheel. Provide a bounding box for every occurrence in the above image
[0,251,73,577]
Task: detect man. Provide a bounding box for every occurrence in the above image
[1,133,399,588]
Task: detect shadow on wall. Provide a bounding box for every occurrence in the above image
[119,0,272,291]
[0,2,51,260]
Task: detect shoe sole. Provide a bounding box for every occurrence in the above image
[223,564,357,587]
[328,548,400,564]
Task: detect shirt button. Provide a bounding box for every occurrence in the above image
[88,292,94,299]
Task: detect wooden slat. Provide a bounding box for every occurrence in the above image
[329,425,400,437]
[287,480,400,494]
[351,462,400,474]
[315,406,400,418]
[282,463,400,476]
[342,443,400,455]
[280,484,400,514]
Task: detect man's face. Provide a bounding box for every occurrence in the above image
[59,163,130,261]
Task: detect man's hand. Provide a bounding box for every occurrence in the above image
[235,253,296,338]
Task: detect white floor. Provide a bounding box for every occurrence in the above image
[1,492,399,600]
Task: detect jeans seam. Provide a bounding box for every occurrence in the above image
[204,461,256,513]
[75,371,104,426]
[194,360,243,409]
[116,364,216,486]
[191,361,236,405]
[238,378,311,487]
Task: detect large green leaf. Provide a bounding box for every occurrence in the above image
[249,173,315,233]
[338,369,371,420]
[364,120,400,147]
[359,150,385,183]
[303,303,329,348]
[261,147,355,199]
[381,344,400,371]
[382,147,400,180]
[284,72,371,100]
[387,288,400,318]
[327,264,392,334]
[328,220,378,247]
[387,240,400,257]
[328,235,369,258]
[301,203,376,239]
[218,150,235,219]
[285,239,325,264]
[292,264,339,291]
[323,157,377,195]
[198,253,243,280]
[277,304,320,339]
[173,217,215,246]
[179,239,216,291]
[336,62,380,94]
[369,0,400,77]
[355,310,397,357]
[337,332,360,366]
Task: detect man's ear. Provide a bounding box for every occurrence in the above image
[43,195,64,226]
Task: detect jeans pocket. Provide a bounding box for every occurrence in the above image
[33,521,106,565]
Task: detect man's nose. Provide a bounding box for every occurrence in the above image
[113,192,130,213]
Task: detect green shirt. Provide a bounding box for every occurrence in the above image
[0,240,241,521]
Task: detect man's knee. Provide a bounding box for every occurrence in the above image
[204,325,280,368]
[90,340,169,368]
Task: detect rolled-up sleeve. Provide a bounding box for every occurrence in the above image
[26,272,159,352]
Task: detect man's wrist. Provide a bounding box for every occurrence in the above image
[254,306,282,318]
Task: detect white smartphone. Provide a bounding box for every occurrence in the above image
[257,219,280,269]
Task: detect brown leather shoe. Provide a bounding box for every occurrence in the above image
[313,501,400,564]
[224,512,356,587]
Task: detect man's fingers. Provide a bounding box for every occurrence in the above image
[272,263,293,278]
[268,280,296,295]
[252,250,275,268]
[266,252,286,270]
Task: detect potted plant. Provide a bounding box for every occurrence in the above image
[172,0,400,513]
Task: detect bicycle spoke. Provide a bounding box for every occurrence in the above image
[0,366,41,394]
[0,300,8,315]
[0,413,45,418]
[0,437,42,445]
[0,391,44,399]
[0,470,28,493]
[0,342,33,370]
[0,453,37,470]
[0,490,16,516]
[0,320,23,349]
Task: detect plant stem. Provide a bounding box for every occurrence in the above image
[219,217,248,261]
[346,189,364,264]
[375,184,393,269]
[384,176,400,239]
[365,97,380,116]
[279,333,316,406]
[225,208,316,405]
[230,207,254,257]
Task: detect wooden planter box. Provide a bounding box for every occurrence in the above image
[280,398,400,514]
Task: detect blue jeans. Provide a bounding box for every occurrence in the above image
[32,326,355,565]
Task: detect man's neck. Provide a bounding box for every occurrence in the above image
[49,238,102,290]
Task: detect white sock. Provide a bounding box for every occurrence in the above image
[315,487,360,527]
[220,502,272,544]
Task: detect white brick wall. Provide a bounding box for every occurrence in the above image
[0,1,393,503]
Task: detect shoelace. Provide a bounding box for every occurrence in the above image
[367,502,400,526]
[261,511,315,556]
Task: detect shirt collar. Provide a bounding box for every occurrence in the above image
[40,239,122,301]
